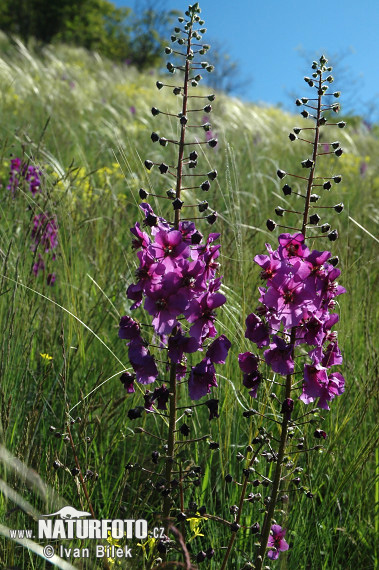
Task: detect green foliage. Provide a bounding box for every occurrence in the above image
[0,38,378,568]
[0,0,179,69]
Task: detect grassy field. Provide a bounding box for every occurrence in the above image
[0,35,378,569]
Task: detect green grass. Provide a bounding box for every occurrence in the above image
[0,35,378,569]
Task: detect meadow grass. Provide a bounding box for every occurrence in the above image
[0,36,378,569]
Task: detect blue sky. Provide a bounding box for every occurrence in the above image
[116,0,379,120]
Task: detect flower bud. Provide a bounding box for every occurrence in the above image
[151,132,159,143]
[301,110,309,118]
[334,147,343,157]
[190,150,198,161]
[206,547,215,559]
[333,175,342,183]
[309,213,321,225]
[318,116,327,125]
[202,122,212,131]
[180,423,190,436]
[207,170,217,180]
[208,138,218,148]
[293,127,302,134]
[151,107,160,116]
[266,219,276,231]
[201,180,211,191]
[275,207,285,216]
[152,451,159,464]
[198,200,208,212]
[329,256,339,266]
[144,160,153,170]
[206,212,217,225]
[302,158,314,168]
[289,133,297,141]
[180,115,188,125]
[334,203,344,213]
[159,137,168,146]
[295,99,302,106]
[225,473,233,483]
[282,184,292,195]
[333,91,341,97]
[203,104,212,113]
[172,198,183,210]
[165,47,172,54]
[208,94,216,101]
[230,522,240,533]
[167,189,176,199]
[166,62,175,73]
[310,194,320,202]
[196,551,206,563]
[189,160,197,168]
[277,169,286,179]
[321,223,331,233]
[139,188,148,199]
[323,181,332,190]
[156,81,163,89]
[173,87,181,95]
[251,522,260,534]
[159,163,169,174]
[191,231,203,244]
[71,467,80,476]
[337,121,346,128]
[328,229,339,241]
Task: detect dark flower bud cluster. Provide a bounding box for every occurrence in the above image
[269,55,346,242]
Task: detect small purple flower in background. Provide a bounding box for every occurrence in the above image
[7,158,42,196]
[31,214,58,253]
[267,524,289,560]
[130,106,136,115]
[360,161,367,177]
[33,254,45,277]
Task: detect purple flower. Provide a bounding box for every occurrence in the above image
[238,352,262,398]
[144,274,189,336]
[33,254,45,276]
[149,228,190,271]
[47,272,56,286]
[185,288,226,343]
[245,313,270,347]
[120,372,135,393]
[128,338,158,384]
[130,222,150,250]
[167,326,199,363]
[188,358,217,400]
[300,364,344,410]
[322,341,343,368]
[118,316,141,340]
[267,524,289,560]
[278,232,309,259]
[264,335,294,375]
[206,334,231,364]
